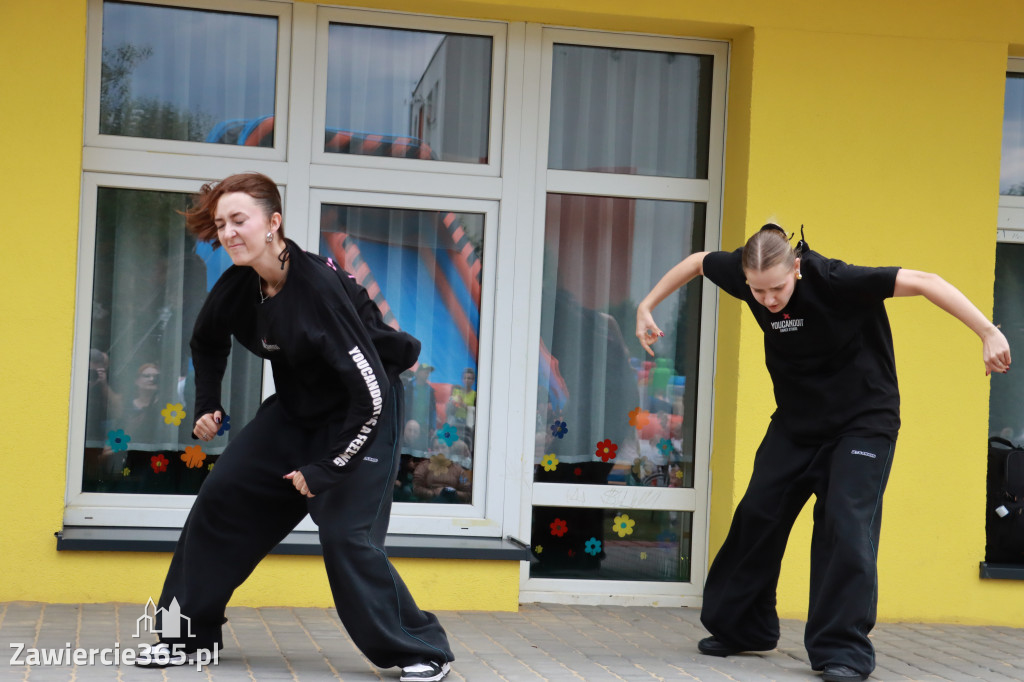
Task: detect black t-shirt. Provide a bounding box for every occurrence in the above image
[702,245,901,442]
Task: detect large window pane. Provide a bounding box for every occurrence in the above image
[83,188,263,493]
[1001,74,1024,196]
[325,24,491,163]
[989,242,1024,439]
[100,1,278,145]
[534,195,704,489]
[320,204,484,503]
[530,506,693,582]
[548,45,713,178]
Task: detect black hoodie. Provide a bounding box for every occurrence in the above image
[190,240,420,493]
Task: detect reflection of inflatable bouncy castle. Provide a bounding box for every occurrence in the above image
[206,117,480,397]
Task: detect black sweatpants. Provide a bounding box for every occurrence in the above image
[155,383,453,669]
[700,422,895,675]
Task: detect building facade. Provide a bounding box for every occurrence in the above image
[3,0,1024,625]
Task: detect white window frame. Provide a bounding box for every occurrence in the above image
[69,0,519,539]
[83,0,293,162]
[299,189,504,536]
[310,7,507,178]
[512,26,729,605]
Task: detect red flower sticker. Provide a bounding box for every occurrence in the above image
[550,518,568,537]
[150,454,169,474]
[574,466,582,476]
[595,439,618,463]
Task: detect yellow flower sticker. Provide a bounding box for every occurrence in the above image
[121,467,131,477]
[541,453,559,472]
[612,513,636,537]
[181,445,207,469]
[161,403,187,426]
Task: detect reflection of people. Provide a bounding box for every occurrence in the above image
[637,224,1012,682]
[446,367,476,441]
[122,363,165,443]
[85,349,122,441]
[412,449,472,503]
[404,364,437,453]
[140,173,453,681]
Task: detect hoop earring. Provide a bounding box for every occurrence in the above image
[265,232,273,243]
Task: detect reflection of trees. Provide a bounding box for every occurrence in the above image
[1007,184,1024,196]
[100,43,213,141]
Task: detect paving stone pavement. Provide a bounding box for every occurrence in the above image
[0,602,1021,681]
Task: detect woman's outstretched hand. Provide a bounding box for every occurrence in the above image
[983,326,1012,376]
[636,306,663,357]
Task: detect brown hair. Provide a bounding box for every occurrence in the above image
[741,223,796,272]
[183,173,283,248]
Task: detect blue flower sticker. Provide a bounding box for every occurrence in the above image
[107,429,131,452]
[217,414,231,436]
[584,537,602,556]
[656,438,673,456]
[550,420,568,439]
[437,423,458,447]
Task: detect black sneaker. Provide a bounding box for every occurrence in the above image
[821,663,868,681]
[400,660,451,681]
[697,636,775,657]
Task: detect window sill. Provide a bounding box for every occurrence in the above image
[979,561,1024,580]
[55,526,531,561]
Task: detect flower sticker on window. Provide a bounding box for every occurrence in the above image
[584,537,602,556]
[595,439,618,463]
[541,453,559,472]
[216,414,231,436]
[656,438,673,456]
[437,423,458,447]
[181,445,207,469]
[150,454,169,474]
[121,467,131,477]
[534,545,543,555]
[574,466,582,477]
[161,402,186,426]
[628,407,651,429]
[550,420,568,439]
[640,552,648,560]
[207,462,215,472]
[612,513,635,538]
[107,429,131,452]
[550,518,568,537]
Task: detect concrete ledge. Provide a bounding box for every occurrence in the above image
[55,526,531,561]
[978,561,1024,580]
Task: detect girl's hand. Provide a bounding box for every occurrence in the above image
[983,326,1012,376]
[193,410,223,442]
[284,470,315,498]
[636,307,663,357]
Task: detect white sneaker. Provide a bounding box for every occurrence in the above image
[400,660,451,681]
[133,643,189,668]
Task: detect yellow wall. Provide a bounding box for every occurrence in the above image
[4,0,1024,624]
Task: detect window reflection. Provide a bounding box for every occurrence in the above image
[83,188,263,493]
[100,1,278,145]
[319,204,485,503]
[325,24,492,163]
[548,44,712,178]
[1001,74,1024,195]
[534,195,703,490]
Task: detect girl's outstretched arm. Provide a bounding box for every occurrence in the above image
[636,251,710,356]
[893,269,1011,375]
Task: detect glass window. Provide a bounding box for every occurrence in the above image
[548,45,713,178]
[988,242,1024,440]
[325,24,492,163]
[82,188,263,494]
[1001,74,1024,196]
[534,194,704,490]
[530,506,693,582]
[319,203,485,503]
[100,1,278,145]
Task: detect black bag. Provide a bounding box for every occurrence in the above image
[985,437,1024,563]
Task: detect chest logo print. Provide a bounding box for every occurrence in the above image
[769,316,804,333]
[261,338,281,351]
